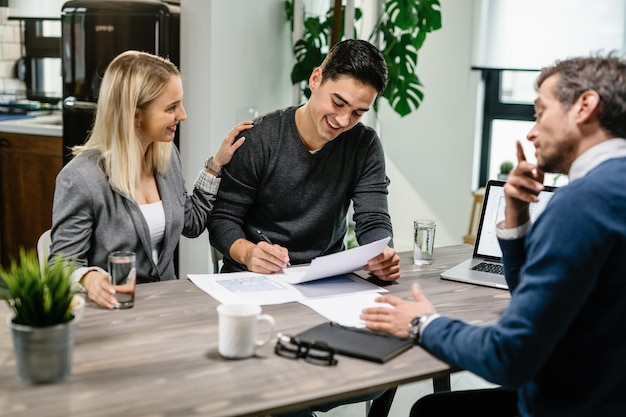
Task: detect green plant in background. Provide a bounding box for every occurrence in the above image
[0,249,76,327]
[497,160,514,180]
[499,160,514,175]
[346,221,358,249]
[285,0,442,117]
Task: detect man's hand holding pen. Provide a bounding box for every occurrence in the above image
[230,231,291,274]
[256,230,291,269]
[256,230,291,268]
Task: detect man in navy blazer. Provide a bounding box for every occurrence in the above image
[362,55,626,417]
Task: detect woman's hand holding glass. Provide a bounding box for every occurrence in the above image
[81,270,118,309]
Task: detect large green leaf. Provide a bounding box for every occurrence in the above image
[417,0,443,33]
[291,39,325,84]
[383,71,424,117]
[384,33,418,73]
[375,1,441,116]
[385,0,420,30]
[302,15,331,49]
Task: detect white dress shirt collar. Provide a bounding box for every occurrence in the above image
[568,138,626,182]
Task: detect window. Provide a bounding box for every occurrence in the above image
[477,69,568,188]
[471,0,625,189]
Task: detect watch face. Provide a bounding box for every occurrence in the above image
[409,316,421,340]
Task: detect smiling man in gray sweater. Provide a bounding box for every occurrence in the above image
[208,39,400,282]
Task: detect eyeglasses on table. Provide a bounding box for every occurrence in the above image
[275,333,338,366]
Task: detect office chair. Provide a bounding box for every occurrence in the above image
[409,388,518,416]
[37,229,52,278]
[210,245,223,273]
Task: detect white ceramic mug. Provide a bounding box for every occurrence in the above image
[217,303,276,359]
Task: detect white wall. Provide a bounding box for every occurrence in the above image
[179,0,293,277]
[179,0,479,275]
[379,0,479,251]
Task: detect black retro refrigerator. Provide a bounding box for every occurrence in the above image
[61,0,180,164]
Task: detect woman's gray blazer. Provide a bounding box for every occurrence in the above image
[50,146,214,283]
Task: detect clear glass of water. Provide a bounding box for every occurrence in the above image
[107,251,136,309]
[413,220,436,266]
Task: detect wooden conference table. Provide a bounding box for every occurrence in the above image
[0,245,511,417]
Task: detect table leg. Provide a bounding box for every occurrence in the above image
[433,375,451,392]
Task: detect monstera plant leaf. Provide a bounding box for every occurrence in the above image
[385,0,442,33]
[291,38,326,97]
[375,0,442,116]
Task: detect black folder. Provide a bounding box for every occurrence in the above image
[295,322,414,363]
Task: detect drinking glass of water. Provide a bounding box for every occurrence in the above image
[413,220,436,266]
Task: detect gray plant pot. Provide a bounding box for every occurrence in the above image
[9,318,75,384]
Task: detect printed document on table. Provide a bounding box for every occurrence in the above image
[188,272,300,305]
[280,237,391,284]
[188,271,387,305]
[299,292,393,328]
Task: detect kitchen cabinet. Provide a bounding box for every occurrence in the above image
[0,132,63,269]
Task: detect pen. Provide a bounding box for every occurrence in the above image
[257,230,291,266]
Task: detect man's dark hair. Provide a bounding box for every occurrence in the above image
[537,54,626,138]
[319,39,389,94]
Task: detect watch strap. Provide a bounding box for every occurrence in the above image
[204,156,222,177]
[409,313,440,344]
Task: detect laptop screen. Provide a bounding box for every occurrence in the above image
[474,181,556,260]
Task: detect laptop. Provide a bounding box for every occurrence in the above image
[440,180,557,289]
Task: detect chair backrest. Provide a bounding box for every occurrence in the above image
[210,245,223,274]
[37,229,52,278]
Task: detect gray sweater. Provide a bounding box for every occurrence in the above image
[51,146,215,284]
[208,106,393,272]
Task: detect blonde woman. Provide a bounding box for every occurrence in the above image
[50,50,251,308]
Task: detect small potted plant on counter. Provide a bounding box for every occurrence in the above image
[0,249,78,384]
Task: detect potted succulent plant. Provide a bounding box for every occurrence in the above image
[498,160,514,180]
[0,249,77,384]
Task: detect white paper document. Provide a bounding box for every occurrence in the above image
[298,292,393,328]
[188,237,391,305]
[280,236,391,284]
[188,271,386,305]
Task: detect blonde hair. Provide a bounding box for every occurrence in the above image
[73,50,180,197]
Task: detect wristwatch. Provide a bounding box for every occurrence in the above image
[204,156,222,177]
[408,314,436,344]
